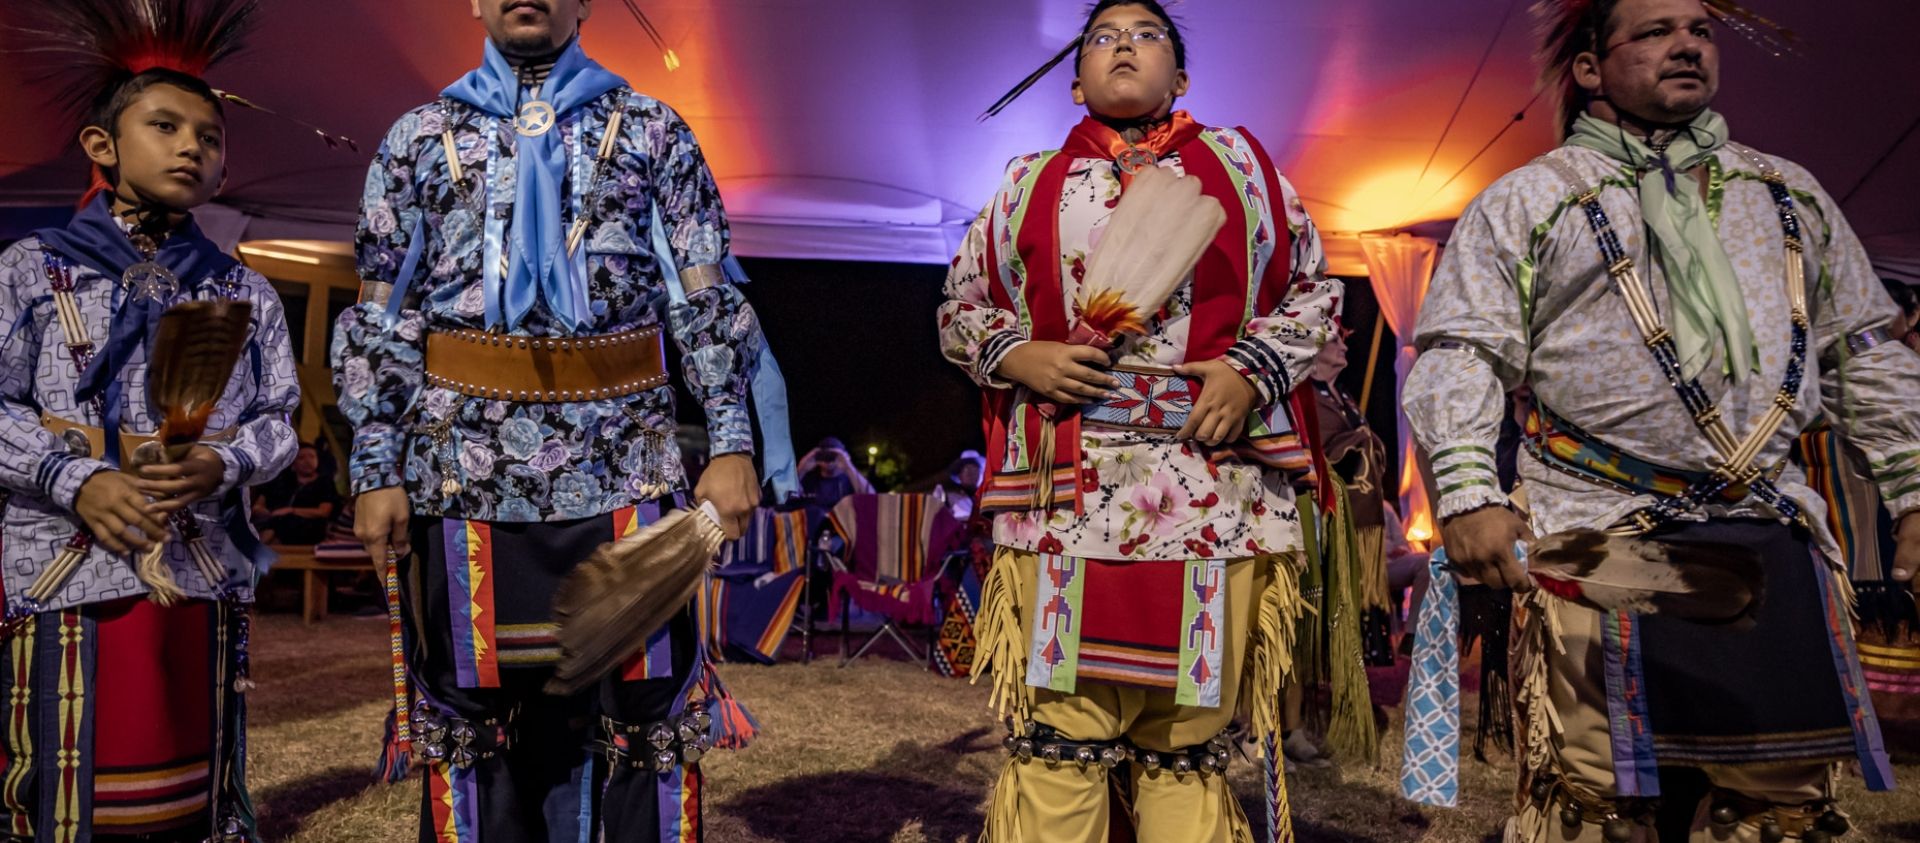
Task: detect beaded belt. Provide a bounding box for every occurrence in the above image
[423,326,667,402]
[1080,365,1202,434]
[1521,405,1782,508]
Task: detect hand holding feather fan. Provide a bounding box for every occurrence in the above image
[132,299,251,604]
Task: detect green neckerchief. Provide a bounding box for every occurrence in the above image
[1566,109,1759,382]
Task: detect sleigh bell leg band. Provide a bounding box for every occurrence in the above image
[1002,723,1234,778]
[597,707,716,771]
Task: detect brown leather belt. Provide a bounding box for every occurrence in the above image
[41,414,235,461]
[423,327,668,402]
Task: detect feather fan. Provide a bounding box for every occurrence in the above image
[1526,529,1765,627]
[148,299,252,461]
[1072,164,1225,347]
[547,502,727,696]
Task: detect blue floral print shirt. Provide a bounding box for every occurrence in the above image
[334,87,761,522]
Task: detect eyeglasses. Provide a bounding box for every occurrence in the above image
[1083,24,1171,52]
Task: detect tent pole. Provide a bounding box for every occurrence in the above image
[1358,309,1386,415]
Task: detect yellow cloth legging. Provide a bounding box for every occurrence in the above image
[982,549,1276,843]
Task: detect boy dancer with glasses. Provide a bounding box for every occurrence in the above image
[940,1,1339,838]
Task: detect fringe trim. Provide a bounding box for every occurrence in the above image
[1224,766,1259,843]
[1293,499,1328,730]
[1243,556,1303,748]
[1355,525,1390,612]
[980,757,1021,843]
[1513,589,1566,828]
[971,548,1032,727]
[1030,418,1057,511]
[1320,480,1378,763]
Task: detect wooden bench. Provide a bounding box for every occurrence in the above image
[270,544,376,625]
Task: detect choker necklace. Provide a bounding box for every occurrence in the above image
[117,204,180,302]
[1105,114,1171,175]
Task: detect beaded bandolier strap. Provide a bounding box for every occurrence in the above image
[1534,144,1811,536]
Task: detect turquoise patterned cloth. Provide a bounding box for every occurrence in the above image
[1400,542,1527,807]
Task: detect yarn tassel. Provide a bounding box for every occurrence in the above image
[698,661,759,750]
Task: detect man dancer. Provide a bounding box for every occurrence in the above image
[940,2,1339,838]
[1404,0,1919,839]
[335,1,770,839]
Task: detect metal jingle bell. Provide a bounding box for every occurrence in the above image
[1099,746,1127,769]
[449,746,476,768]
[680,745,704,765]
[1172,755,1193,774]
[1213,750,1231,770]
[678,721,703,744]
[1709,803,1741,826]
[1140,752,1162,772]
[1531,778,1553,802]
[1816,811,1850,834]
[1003,734,1020,752]
[1015,739,1035,761]
[694,710,714,732]
[1560,806,1583,829]
[1198,754,1219,773]
[421,741,448,760]
[448,721,477,745]
[1758,820,1786,843]
[1602,817,1634,843]
[654,749,678,770]
[648,722,676,750]
[1074,746,1097,767]
[1040,744,1064,765]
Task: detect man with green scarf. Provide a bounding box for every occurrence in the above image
[1403,0,1920,840]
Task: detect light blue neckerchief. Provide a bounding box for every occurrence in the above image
[649,205,798,502]
[442,38,624,331]
[1400,542,1528,807]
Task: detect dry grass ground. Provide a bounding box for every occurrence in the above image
[244,612,1919,842]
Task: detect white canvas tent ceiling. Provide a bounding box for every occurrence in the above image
[1,0,1915,278]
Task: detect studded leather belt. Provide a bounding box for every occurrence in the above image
[40,414,235,462]
[423,326,668,403]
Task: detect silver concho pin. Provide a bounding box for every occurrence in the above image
[515,100,557,137]
[1116,146,1157,175]
[122,261,179,302]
